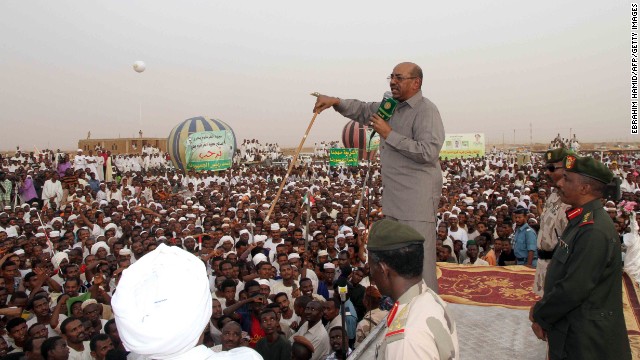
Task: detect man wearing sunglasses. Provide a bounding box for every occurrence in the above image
[312,62,445,293]
[532,148,573,297]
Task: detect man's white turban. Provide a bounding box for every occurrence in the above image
[112,244,212,359]
[90,241,110,256]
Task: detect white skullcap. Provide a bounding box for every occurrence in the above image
[67,214,78,221]
[317,250,329,257]
[112,244,212,359]
[270,223,280,231]
[49,231,61,237]
[252,253,268,265]
[323,263,336,270]
[81,299,98,310]
[257,279,270,287]
[253,235,267,243]
[105,223,118,231]
[220,235,234,243]
[13,249,25,256]
[51,252,69,271]
[336,234,345,239]
[90,241,110,255]
[119,249,132,256]
[287,253,300,260]
[51,217,63,223]
[239,229,250,236]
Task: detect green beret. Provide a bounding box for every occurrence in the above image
[368,219,424,251]
[564,155,614,184]
[544,148,575,164]
[466,240,477,247]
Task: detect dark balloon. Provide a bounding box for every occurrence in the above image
[341,120,377,161]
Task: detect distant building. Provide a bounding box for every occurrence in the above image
[78,137,167,155]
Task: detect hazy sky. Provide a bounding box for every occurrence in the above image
[0,1,631,151]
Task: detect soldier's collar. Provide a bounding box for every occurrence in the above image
[565,207,583,220]
[397,279,428,305]
[565,199,602,222]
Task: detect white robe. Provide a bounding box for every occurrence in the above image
[96,156,105,181]
[42,179,63,207]
[74,155,86,171]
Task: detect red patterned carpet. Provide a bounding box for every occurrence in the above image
[437,263,539,309]
[437,263,640,358]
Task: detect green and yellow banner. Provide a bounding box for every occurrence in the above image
[330,148,359,167]
[185,130,234,171]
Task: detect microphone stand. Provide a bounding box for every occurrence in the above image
[354,163,371,229]
[339,289,348,358]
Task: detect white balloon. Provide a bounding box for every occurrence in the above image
[133,61,146,73]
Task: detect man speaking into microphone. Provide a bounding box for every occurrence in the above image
[313,62,445,292]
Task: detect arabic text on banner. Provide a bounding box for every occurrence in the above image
[329,148,359,167]
[185,130,234,171]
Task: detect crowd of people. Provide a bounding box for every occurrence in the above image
[0,139,637,359]
[238,140,284,163]
[312,142,340,159]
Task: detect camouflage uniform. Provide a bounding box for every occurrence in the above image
[533,189,569,296]
[376,280,458,360]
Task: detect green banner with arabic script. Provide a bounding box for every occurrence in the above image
[185,131,234,171]
[329,148,359,167]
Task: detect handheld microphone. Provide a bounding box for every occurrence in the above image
[376,91,398,121]
[369,92,398,142]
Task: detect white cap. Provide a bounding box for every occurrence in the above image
[252,253,268,265]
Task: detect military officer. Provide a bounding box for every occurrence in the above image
[533,148,573,296]
[368,219,458,360]
[531,155,631,360]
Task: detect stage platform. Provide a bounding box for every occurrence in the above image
[349,263,640,359]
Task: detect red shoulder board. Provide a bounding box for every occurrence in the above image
[579,211,594,227]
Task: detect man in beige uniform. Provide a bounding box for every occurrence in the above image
[533,148,572,296]
[367,219,458,360]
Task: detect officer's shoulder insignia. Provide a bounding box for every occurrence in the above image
[386,304,409,343]
[579,211,594,227]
